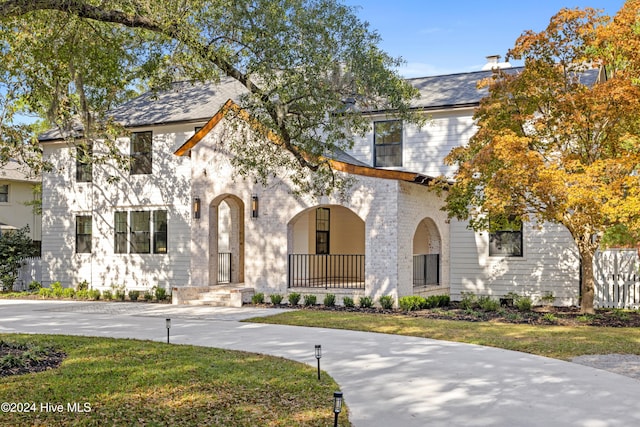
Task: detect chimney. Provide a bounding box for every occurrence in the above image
[482,55,511,71]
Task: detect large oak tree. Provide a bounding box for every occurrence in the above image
[0,0,418,194]
[443,3,640,313]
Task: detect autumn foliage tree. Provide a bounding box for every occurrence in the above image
[443,4,640,313]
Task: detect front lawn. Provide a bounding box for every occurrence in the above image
[0,334,349,427]
[247,310,640,360]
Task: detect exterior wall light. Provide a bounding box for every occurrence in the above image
[251,195,259,218]
[193,197,201,220]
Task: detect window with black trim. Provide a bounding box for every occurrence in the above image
[374,120,402,167]
[130,131,152,175]
[76,143,93,182]
[130,211,151,253]
[114,212,128,254]
[75,216,92,253]
[114,210,168,254]
[0,184,8,203]
[153,210,168,254]
[489,215,523,257]
[316,207,330,255]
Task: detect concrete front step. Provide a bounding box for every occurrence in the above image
[172,285,254,308]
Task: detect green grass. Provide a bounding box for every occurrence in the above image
[0,334,349,427]
[247,311,640,360]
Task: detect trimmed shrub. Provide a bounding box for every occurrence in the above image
[62,287,76,299]
[28,281,42,292]
[342,296,355,308]
[88,289,101,300]
[128,290,140,301]
[269,294,283,305]
[478,296,500,312]
[76,280,89,291]
[154,286,167,301]
[102,290,113,300]
[515,296,533,312]
[51,282,64,298]
[38,288,52,298]
[399,296,425,311]
[143,290,154,301]
[252,293,265,304]
[287,292,301,306]
[378,295,394,310]
[303,294,317,306]
[323,293,336,307]
[76,289,89,300]
[358,296,374,308]
[459,292,477,310]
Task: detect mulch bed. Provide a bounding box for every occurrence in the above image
[0,341,66,378]
[295,304,640,327]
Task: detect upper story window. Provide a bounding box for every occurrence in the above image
[75,215,92,253]
[489,215,523,257]
[76,143,93,182]
[130,131,152,175]
[0,184,8,203]
[374,120,403,167]
[316,207,330,255]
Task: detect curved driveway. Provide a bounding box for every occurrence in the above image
[2,300,640,427]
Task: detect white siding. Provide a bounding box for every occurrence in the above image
[41,124,193,291]
[347,109,475,179]
[0,179,41,241]
[449,218,580,305]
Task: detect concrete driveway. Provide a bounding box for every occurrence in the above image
[2,300,639,427]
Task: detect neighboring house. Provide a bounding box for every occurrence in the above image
[39,61,591,306]
[0,160,41,250]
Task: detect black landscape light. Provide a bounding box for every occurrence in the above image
[166,318,171,344]
[315,344,322,380]
[333,391,343,427]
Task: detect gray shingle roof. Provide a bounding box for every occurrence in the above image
[0,160,39,182]
[39,67,601,140]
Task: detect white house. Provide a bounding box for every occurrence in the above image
[0,160,41,248]
[39,65,586,307]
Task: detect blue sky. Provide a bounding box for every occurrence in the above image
[343,0,626,77]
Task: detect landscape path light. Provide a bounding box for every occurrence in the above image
[333,391,343,427]
[315,344,322,380]
[166,318,171,344]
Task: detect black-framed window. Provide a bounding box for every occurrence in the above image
[75,215,92,253]
[130,211,151,253]
[114,210,167,254]
[316,207,330,255]
[0,184,8,202]
[76,142,93,182]
[374,120,403,167]
[130,131,152,175]
[114,212,128,254]
[489,215,523,257]
[153,210,168,254]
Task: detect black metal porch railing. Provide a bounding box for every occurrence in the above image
[288,254,365,289]
[413,254,440,287]
[218,252,232,284]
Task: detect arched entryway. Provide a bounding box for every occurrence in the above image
[413,217,441,288]
[209,194,244,285]
[288,205,365,289]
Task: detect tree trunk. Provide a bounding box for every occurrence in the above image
[579,248,596,314]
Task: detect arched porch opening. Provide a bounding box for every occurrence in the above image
[287,205,365,289]
[413,217,441,289]
[209,194,245,285]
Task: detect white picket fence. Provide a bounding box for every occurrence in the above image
[13,256,42,291]
[594,249,640,309]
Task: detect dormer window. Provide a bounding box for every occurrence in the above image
[374,120,402,167]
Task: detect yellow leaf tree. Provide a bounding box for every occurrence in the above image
[443,4,640,313]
